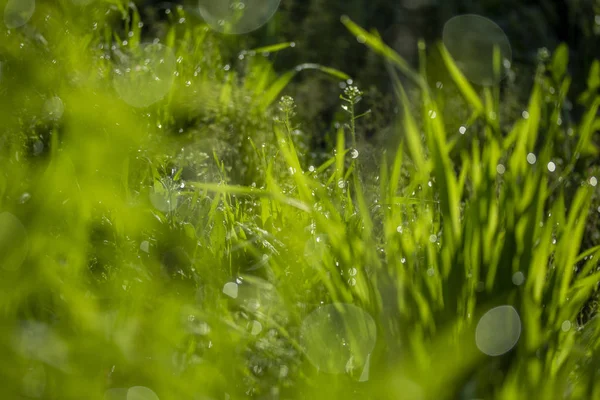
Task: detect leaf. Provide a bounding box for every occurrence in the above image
[551,43,569,82]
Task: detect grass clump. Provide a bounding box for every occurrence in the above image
[1,2,600,399]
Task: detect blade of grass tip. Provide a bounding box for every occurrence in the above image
[340,15,424,89]
[249,42,296,54]
[417,39,428,85]
[260,64,350,111]
[574,96,600,156]
[388,137,404,201]
[483,87,498,135]
[437,42,484,114]
[492,45,501,115]
[524,82,542,150]
[574,244,600,265]
[315,156,337,176]
[260,70,298,111]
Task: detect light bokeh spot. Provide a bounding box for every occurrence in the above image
[149,190,178,213]
[222,282,238,299]
[16,321,70,370]
[300,303,376,374]
[127,386,159,400]
[0,212,28,271]
[22,364,46,398]
[104,388,128,400]
[250,320,262,335]
[113,43,176,108]
[475,305,521,356]
[4,0,35,29]
[198,0,280,34]
[43,96,64,120]
[443,14,512,86]
[511,271,525,286]
[303,234,328,268]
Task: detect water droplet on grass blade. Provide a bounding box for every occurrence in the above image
[475,305,521,356]
[198,0,280,34]
[300,303,376,374]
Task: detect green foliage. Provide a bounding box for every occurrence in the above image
[0,2,600,400]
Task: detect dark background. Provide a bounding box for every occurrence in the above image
[135,0,599,152]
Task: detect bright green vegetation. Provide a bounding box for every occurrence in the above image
[1,1,600,399]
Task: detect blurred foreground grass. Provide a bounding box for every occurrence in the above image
[1,1,600,399]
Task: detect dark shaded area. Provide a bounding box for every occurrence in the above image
[134,1,598,137]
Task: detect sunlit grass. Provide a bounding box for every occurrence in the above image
[1,1,600,399]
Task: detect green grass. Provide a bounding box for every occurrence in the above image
[1,1,600,399]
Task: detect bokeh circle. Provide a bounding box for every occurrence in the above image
[300,303,377,374]
[442,14,512,86]
[198,0,281,35]
[113,43,176,108]
[475,305,521,356]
